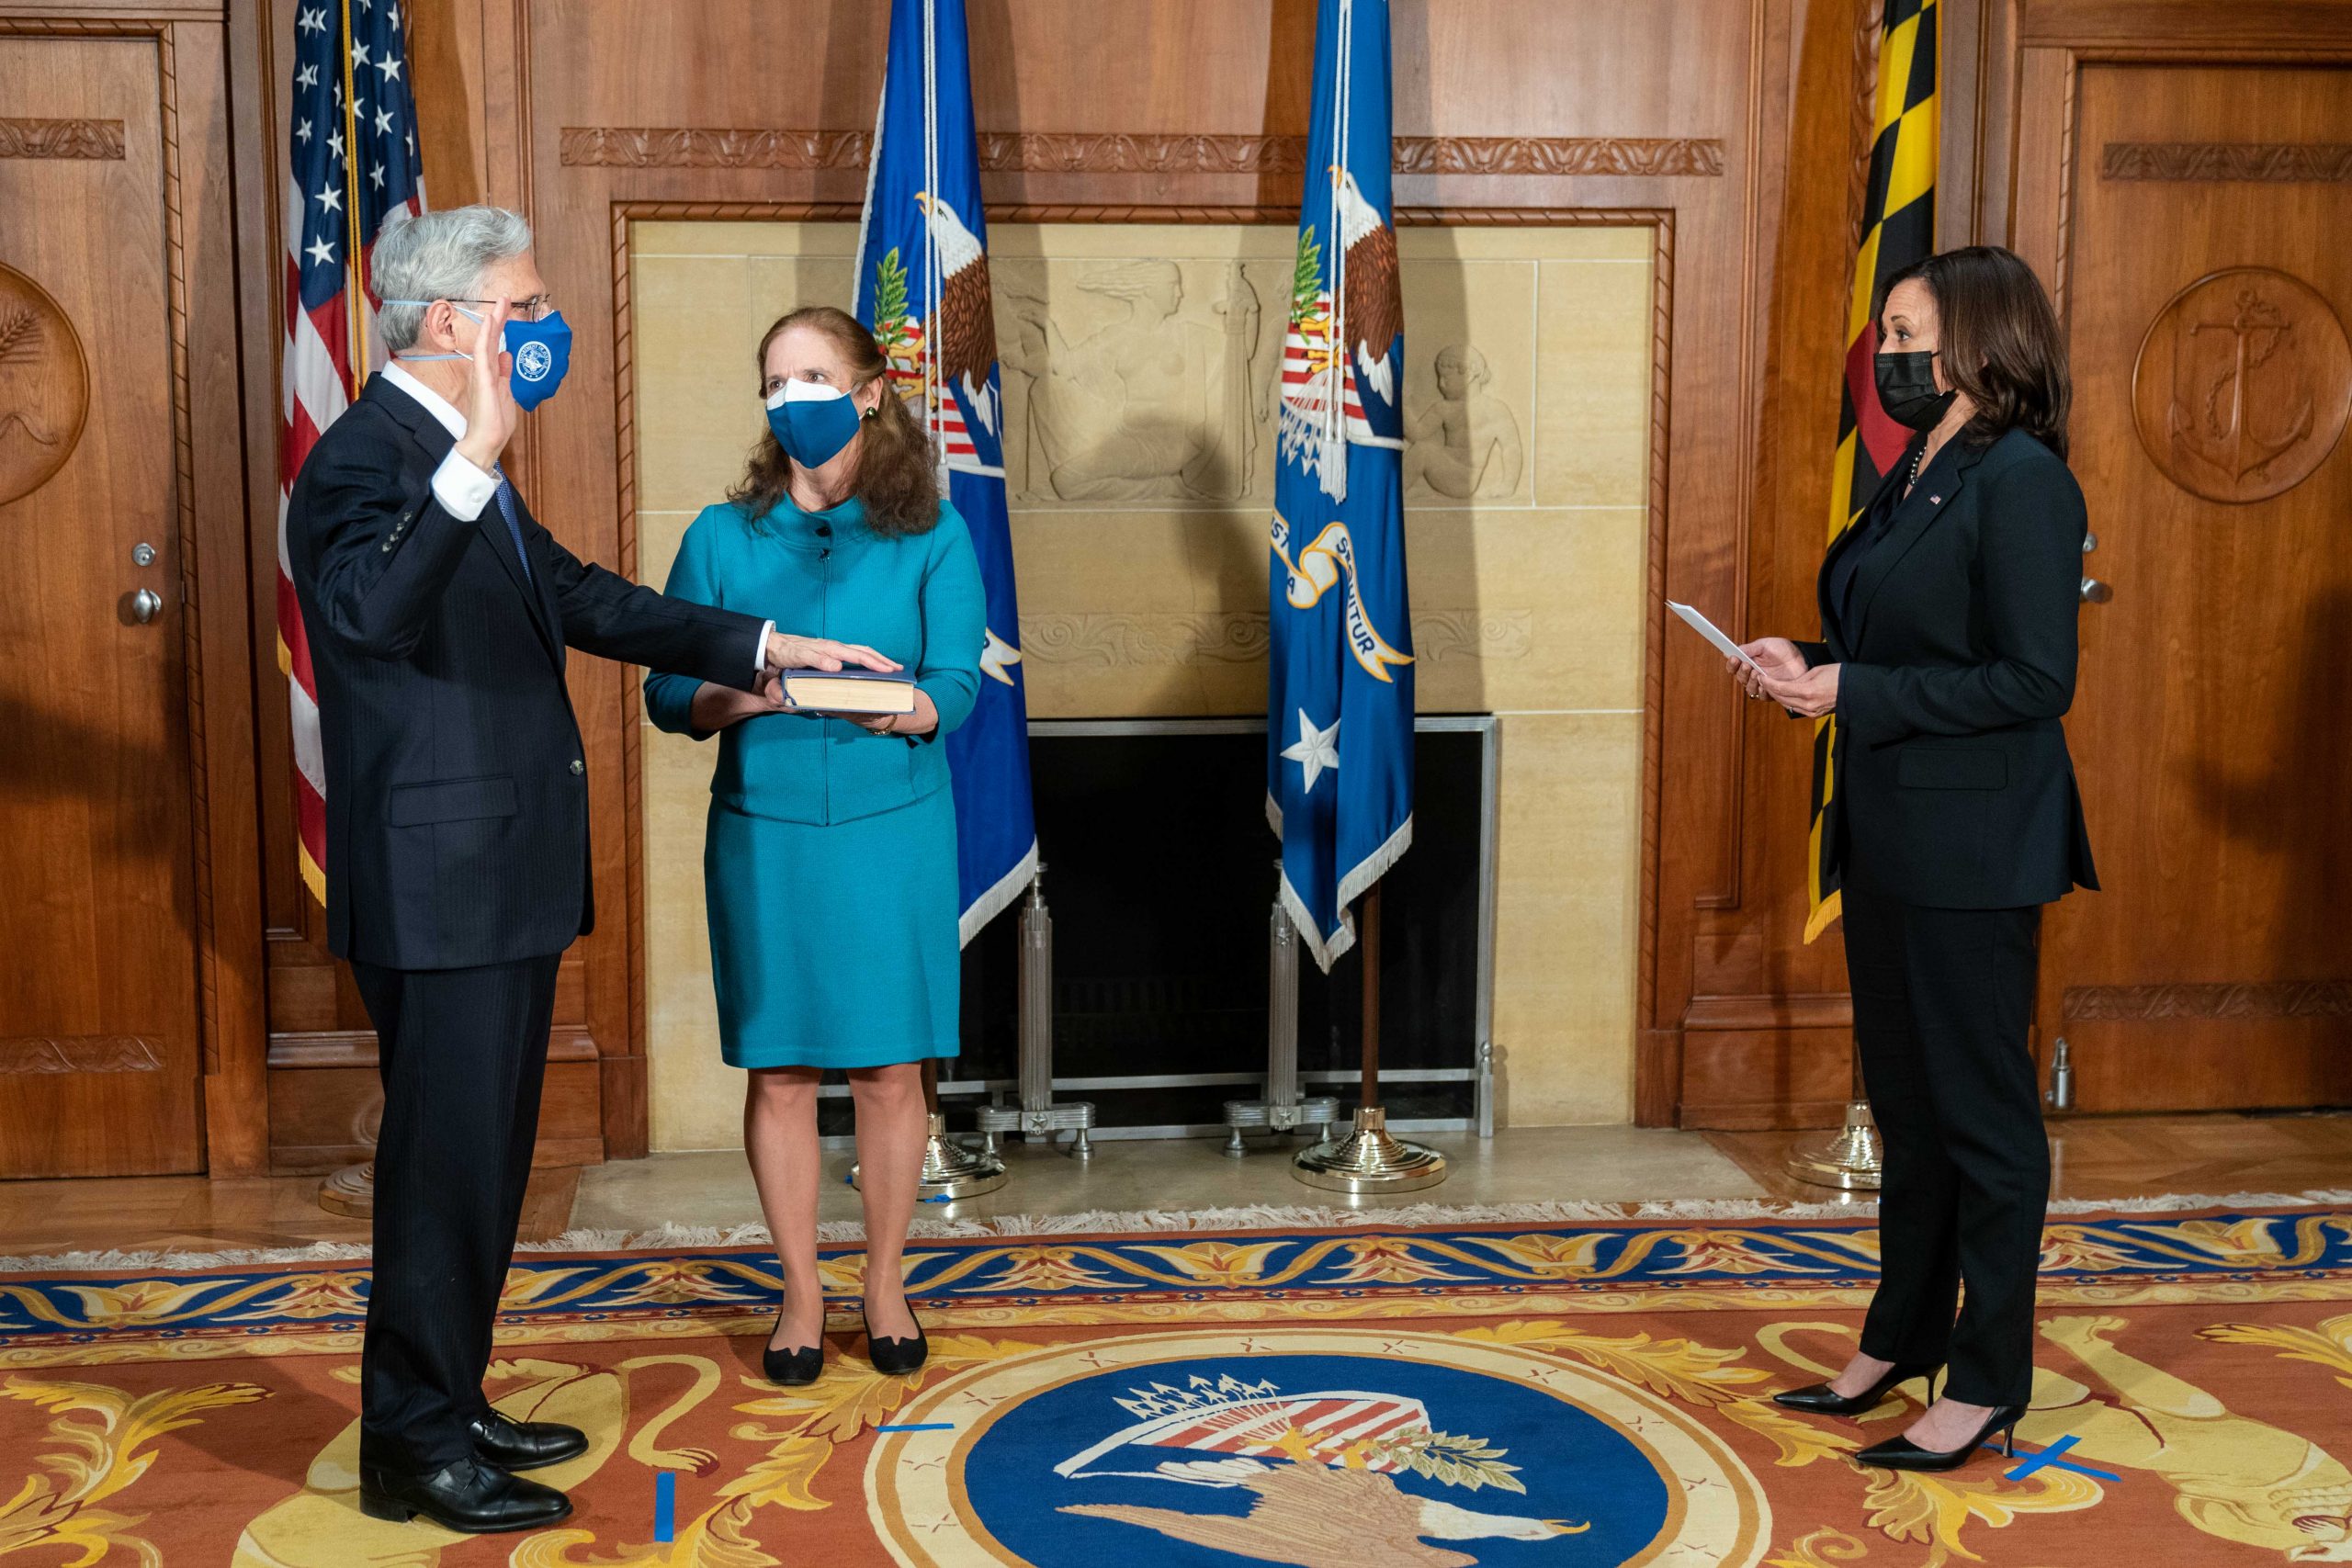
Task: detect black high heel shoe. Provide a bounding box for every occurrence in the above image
[762,1304,824,1387]
[1772,1360,1941,1417]
[1855,1403,2028,1472]
[864,1302,928,1375]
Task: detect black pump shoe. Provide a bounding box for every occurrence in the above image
[763,1341,824,1386]
[864,1303,928,1375]
[358,1456,572,1533]
[1855,1403,2029,1472]
[763,1305,826,1386]
[1772,1360,1941,1417]
[467,1407,589,1472]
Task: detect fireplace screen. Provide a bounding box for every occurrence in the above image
[943,716,1498,1139]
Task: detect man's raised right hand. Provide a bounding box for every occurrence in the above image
[453,295,517,473]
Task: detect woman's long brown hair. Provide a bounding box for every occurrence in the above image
[1879,246,2072,459]
[728,305,941,536]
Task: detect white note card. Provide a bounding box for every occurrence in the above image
[1667,600,1762,671]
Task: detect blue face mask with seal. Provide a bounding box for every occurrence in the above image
[764,378,866,468]
[386,300,573,411]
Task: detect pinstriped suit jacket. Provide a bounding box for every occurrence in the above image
[287,376,766,970]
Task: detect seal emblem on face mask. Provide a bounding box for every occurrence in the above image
[516,340,554,381]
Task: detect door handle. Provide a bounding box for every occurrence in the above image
[2080,577,2112,604]
[130,587,164,623]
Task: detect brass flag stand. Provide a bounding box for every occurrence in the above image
[857,1059,1008,1202]
[1293,883,1448,1193]
[1785,1045,1883,1190]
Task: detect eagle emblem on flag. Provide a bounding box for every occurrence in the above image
[854,0,1037,943]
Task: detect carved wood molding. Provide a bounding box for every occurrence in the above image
[0,1037,164,1074]
[0,118,124,160]
[564,128,1724,177]
[1393,137,1721,176]
[2063,981,2352,1021]
[1848,0,1886,254]
[2103,141,2352,183]
[1682,992,1855,1032]
[268,1030,604,1069]
[153,24,220,1077]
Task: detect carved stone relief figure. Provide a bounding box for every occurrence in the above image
[997,257,1277,504]
[1404,343,1524,501]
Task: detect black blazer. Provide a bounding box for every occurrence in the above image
[287,377,767,969]
[1798,423,2098,910]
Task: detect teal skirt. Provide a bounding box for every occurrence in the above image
[704,788,960,1069]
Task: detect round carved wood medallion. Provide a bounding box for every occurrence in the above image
[0,264,91,507]
[2132,266,2352,505]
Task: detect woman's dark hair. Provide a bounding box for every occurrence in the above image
[729,305,941,536]
[1878,246,2071,458]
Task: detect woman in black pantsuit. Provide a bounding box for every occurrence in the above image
[1737,246,2098,1472]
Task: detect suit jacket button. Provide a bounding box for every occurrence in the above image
[570,759,584,775]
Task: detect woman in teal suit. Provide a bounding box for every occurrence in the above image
[646,305,983,1385]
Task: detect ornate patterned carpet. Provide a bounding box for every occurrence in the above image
[4,1198,2351,1566]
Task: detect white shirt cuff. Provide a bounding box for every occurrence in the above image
[431,448,498,522]
[756,621,776,677]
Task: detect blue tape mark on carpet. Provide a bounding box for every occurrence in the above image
[654,1470,675,1541]
[877,1422,956,1433]
[2001,1434,2122,1483]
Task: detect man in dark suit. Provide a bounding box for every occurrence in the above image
[286,206,897,1533]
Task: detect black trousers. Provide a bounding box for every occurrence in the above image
[350,953,562,1472]
[1840,886,2048,1406]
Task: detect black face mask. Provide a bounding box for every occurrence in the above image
[1874,349,1955,431]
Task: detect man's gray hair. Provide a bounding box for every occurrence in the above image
[374,205,534,353]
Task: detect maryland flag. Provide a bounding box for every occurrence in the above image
[1805,0,1937,942]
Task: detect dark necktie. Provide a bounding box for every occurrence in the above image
[492,466,532,584]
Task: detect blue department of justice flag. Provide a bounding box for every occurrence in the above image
[1267,0,1414,971]
[854,0,1037,945]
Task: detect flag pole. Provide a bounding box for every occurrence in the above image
[1294,880,1448,1193]
[317,0,379,1222]
[336,0,370,388]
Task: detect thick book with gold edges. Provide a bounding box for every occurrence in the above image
[776,667,918,716]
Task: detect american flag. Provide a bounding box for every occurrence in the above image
[277,0,425,903]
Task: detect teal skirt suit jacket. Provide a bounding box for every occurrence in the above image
[645,493,984,1068]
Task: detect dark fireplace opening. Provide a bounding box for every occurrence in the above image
[897,716,1497,1140]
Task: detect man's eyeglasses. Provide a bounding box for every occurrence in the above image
[444,295,558,321]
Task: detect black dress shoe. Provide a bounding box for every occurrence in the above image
[1772,1360,1941,1417]
[763,1335,824,1385]
[358,1456,572,1532]
[468,1408,589,1472]
[763,1302,826,1386]
[864,1303,928,1375]
[1855,1403,2028,1472]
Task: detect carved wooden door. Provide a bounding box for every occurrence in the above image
[2034,62,2352,1111]
[0,34,204,1174]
